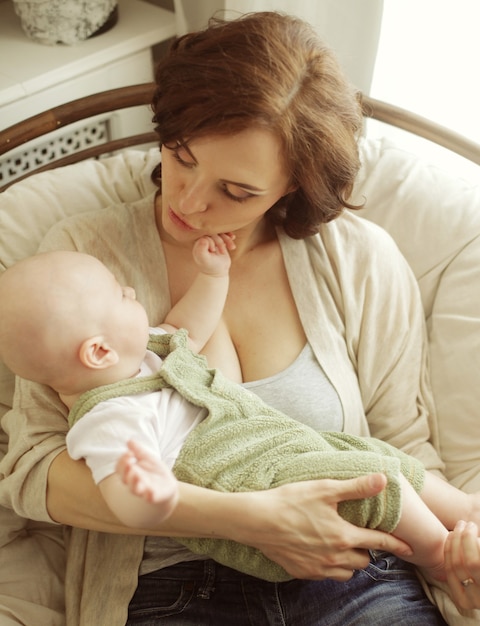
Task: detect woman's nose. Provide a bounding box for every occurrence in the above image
[178,180,209,215]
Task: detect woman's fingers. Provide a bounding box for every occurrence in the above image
[445,520,480,609]
[244,475,414,580]
[332,472,388,500]
[322,474,413,557]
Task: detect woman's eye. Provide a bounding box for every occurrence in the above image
[172,147,194,168]
[222,184,252,203]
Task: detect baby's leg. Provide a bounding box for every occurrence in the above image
[420,471,480,531]
[394,473,447,580]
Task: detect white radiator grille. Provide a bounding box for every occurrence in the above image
[0,118,110,186]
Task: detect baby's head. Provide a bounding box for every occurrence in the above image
[0,251,149,392]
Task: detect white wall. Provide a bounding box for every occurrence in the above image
[369,0,480,183]
[223,0,383,93]
[173,0,384,93]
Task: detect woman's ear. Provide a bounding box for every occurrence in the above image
[78,336,119,370]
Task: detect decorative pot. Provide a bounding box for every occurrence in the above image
[12,0,119,45]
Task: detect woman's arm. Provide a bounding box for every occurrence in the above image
[2,360,412,580]
[340,218,444,471]
[47,452,412,580]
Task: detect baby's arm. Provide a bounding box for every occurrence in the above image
[420,471,480,532]
[98,441,179,528]
[161,233,236,353]
[113,440,178,527]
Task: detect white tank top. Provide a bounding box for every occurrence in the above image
[244,342,343,431]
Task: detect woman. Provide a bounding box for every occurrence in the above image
[0,11,451,625]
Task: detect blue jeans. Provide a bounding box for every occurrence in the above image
[126,553,447,625]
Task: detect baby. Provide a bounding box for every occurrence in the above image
[1,245,480,588]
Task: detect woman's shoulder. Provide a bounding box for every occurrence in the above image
[281,210,405,270]
[321,210,399,252]
[279,211,419,312]
[38,193,157,254]
[44,193,154,236]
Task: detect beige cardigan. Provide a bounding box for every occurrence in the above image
[0,195,444,625]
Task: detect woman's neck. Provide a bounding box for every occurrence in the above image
[231,218,277,259]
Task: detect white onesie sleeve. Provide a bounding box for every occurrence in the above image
[66,347,206,484]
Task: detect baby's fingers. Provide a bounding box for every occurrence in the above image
[123,463,149,496]
[218,232,236,250]
[116,451,136,480]
[208,234,227,254]
[206,233,235,254]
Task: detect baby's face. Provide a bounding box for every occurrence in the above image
[91,260,150,363]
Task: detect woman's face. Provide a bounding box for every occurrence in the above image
[159,127,292,245]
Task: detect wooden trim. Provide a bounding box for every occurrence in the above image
[0,132,158,192]
[362,95,480,166]
[0,83,156,156]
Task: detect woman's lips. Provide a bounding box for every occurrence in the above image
[168,207,196,231]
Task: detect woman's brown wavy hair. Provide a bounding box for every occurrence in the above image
[151,11,364,239]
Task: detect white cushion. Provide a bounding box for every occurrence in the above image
[352,137,480,491]
[0,148,158,271]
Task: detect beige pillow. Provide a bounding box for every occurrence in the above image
[0,148,159,271]
[352,137,480,492]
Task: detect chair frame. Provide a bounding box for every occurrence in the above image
[362,96,480,166]
[0,84,157,191]
[0,84,479,192]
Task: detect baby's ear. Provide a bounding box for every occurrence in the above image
[79,337,119,370]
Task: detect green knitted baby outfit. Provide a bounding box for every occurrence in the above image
[69,329,425,582]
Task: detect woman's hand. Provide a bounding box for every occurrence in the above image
[228,473,413,581]
[445,520,480,610]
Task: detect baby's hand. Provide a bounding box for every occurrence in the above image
[192,232,236,276]
[116,440,178,505]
